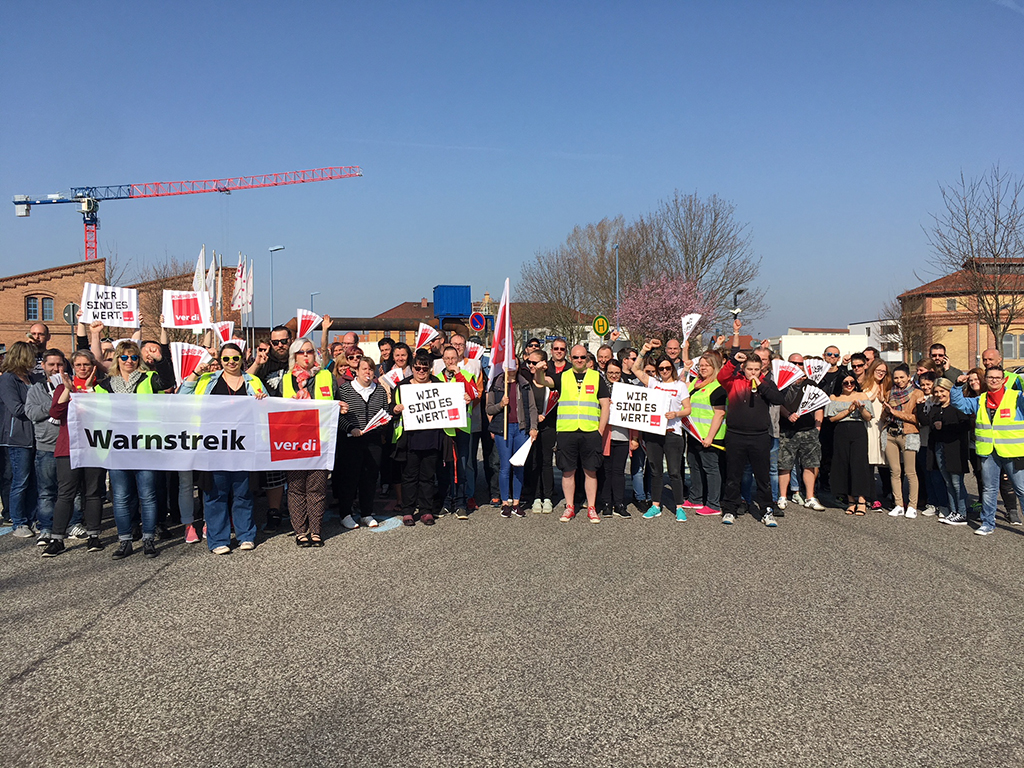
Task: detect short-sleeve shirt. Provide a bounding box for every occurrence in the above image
[648,378,690,435]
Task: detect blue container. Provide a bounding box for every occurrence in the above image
[433,285,472,318]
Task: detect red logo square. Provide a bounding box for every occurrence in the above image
[448,407,460,420]
[650,415,661,426]
[319,386,331,398]
[268,409,321,461]
[1000,409,1011,419]
[585,385,595,394]
[122,310,135,323]
[172,295,202,325]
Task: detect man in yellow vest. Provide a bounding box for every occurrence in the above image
[534,344,610,523]
[951,365,1024,535]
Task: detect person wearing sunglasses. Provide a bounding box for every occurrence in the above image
[390,351,447,526]
[598,359,636,518]
[817,346,848,494]
[267,339,339,544]
[633,348,692,521]
[928,344,963,386]
[181,343,268,553]
[100,340,171,559]
[534,344,611,524]
[525,349,558,515]
[825,373,873,514]
[247,325,293,381]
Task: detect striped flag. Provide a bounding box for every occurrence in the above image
[487,277,516,390]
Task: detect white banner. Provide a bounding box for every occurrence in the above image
[400,381,467,431]
[68,394,338,471]
[161,290,212,330]
[608,381,670,435]
[80,283,139,328]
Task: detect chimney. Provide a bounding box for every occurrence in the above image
[483,292,491,303]
[420,297,428,309]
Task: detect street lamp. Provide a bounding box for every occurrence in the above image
[613,242,620,333]
[268,245,284,325]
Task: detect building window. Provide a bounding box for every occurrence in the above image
[880,324,897,337]
[881,341,900,352]
[25,296,38,321]
[399,331,407,344]
[946,298,957,312]
[1003,334,1017,361]
[25,295,54,322]
[41,297,54,322]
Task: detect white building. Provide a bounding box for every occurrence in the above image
[772,320,902,362]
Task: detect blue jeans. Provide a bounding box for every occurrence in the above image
[495,424,529,501]
[979,453,1024,529]
[34,449,57,531]
[445,430,471,510]
[178,470,195,525]
[6,446,36,528]
[204,471,255,550]
[630,445,648,502]
[110,469,157,541]
[934,443,968,516]
[743,437,779,503]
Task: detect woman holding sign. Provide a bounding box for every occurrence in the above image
[104,341,171,559]
[633,348,692,522]
[485,354,539,519]
[336,356,389,529]
[599,359,636,518]
[180,343,267,554]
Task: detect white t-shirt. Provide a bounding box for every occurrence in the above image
[648,378,690,435]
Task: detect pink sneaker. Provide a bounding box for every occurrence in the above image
[681,500,702,510]
[587,506,601,524]
[695,506,721,516]
[202,523,207,539]
[559,505,576,522]
[184,524,200,544]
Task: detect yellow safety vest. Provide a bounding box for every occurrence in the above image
[975,388,1024,457]
[689,379,726,447]
[556,369,601,433]
[282,369,334,400]
[94,370,157,394]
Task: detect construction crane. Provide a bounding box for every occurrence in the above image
[12,166,362,261]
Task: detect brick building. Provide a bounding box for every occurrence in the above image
[0,258,106,354]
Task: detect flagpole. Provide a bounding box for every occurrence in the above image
[503,371,509,440]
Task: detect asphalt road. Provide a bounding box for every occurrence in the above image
[2,491,1023,768]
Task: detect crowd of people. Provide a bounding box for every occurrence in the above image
[2,312,1021,562]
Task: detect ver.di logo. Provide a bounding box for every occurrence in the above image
[268,409,321,461]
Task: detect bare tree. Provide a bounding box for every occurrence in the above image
[926,166,1024,349]
[101,243,134,287]
[130,256,200,343]
[881,292,927,363]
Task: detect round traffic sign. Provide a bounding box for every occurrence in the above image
[592,315,609,336]
[469,312,486,331]
[63,302,80,326]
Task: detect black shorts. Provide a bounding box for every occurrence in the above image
[556,430,603,473]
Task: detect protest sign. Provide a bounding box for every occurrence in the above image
[609,382,670,435]
[400,381,467,431]
[68,394,338,471]
[161,290,212,329]
[80,283,139,328]
[211,321,234,345]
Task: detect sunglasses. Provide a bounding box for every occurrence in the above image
[658,365,673,371]
[571,355,588,360]
[526,360,537,366]
[221,355,241,363]
[843,380,856,386]
[298,350,316,356]
[270,339,290,346]
[119,355,139,362]
[824,352,839,357]
[346,354,360,360]
[644,368,656,375]
[851,363,865,369]
[552,347,566,352]
[412,365,430,371]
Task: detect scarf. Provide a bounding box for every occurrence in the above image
[986,386,1006,413]
[72,376,93,392]
[291,367,313,400]
[889,383,913,410]
[109,370,144,394]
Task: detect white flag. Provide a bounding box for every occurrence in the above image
[487,278,516,390]
[205,251,217,300]
[192,245,206,294]
[245,259,254,313]
[230,254,245,311]
[681,313,701,343]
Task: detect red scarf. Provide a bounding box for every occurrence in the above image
[291,368,313,399]
[72,376,93,392]
[986,386,1005,412]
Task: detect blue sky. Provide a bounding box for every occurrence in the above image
[3,1,1023,338]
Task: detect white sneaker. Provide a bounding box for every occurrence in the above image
[791,492,805,506]
[921,505,937,517]
[542,499,553,514]
[360,516,379,528]
[68,523,89,539]
[888,506,905,517]
[905,507,918,519]
[238,540,255,551]
[804,497,826,511]
[776,497,788,510]
[341,514,360,530]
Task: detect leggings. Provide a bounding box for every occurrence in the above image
[645,432,685,508]
[600,440,630,508]
[884,433,919,509]
[51,457,104,539]
[287,469,328,536]
[524,427,557,502]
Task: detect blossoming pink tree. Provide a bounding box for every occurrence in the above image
[617,276,719,347]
